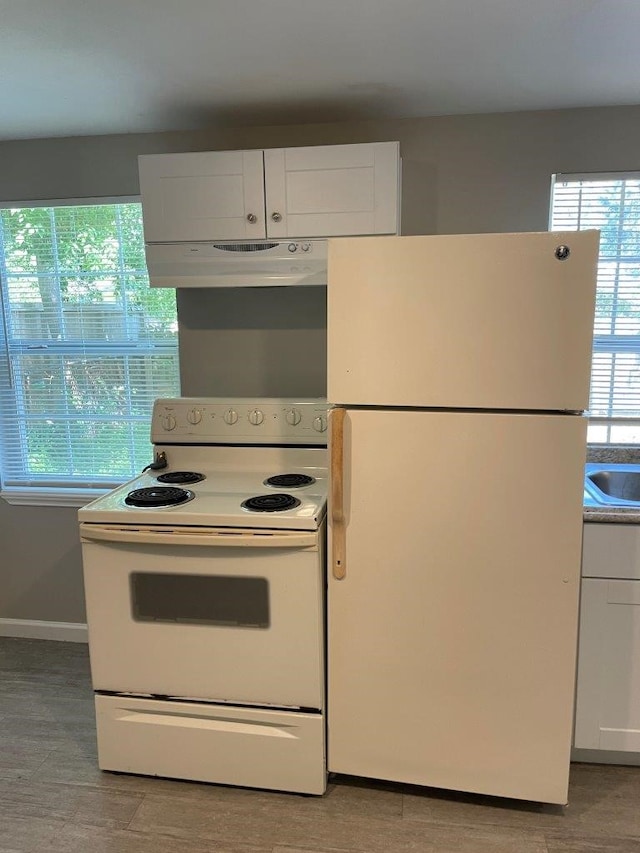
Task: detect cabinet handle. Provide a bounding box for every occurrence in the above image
[246,213,257,223]
[271,212,282,222]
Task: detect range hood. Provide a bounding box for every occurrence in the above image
[145,240,327,288]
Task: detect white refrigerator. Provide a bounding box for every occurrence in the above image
[326,231,599,805]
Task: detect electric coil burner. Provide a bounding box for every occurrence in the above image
[264,473,316,488]
[124,486,194,507]
[242,493,302,512]
[156,471,206,485]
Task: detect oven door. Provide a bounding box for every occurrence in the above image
[80,522,325,709]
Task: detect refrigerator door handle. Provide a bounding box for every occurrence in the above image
[330,407,347,579]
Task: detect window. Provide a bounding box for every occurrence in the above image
[0,200,180,505]
[550,173,640,444]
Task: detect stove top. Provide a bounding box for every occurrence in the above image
[79,445,328,531]
[79,398,329,531]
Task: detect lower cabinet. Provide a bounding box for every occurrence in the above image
[575,523,640,752]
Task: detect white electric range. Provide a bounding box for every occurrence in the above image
[78,397,328,795]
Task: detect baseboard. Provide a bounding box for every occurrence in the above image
[0,618,88,643]
[572,747,640,767]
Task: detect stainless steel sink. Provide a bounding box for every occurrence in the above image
[587,469,640,503]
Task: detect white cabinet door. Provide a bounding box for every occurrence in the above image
[138,150,265,242]
[264,142,399,238]
[575,576,640,751]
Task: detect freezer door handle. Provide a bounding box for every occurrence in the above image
[330,407,347,579]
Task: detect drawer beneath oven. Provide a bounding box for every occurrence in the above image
[94,694,326,795]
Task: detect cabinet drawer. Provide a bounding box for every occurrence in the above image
[582,523,640,579]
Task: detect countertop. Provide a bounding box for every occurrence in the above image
[583,505,640,524]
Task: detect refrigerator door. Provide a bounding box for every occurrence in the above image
[327,231,599,411]
[328,408,586,805]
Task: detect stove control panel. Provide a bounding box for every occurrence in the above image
[151,398,329,445]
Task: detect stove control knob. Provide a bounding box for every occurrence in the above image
[224,408,238,425]
[187,408,202,425]
[161,414,176,431]
[286,408,302,426]
[248,409,264,426]
[313,415,327,433]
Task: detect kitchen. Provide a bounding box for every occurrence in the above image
[3,4,640,851]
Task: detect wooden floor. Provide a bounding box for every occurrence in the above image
[1,637,639,853]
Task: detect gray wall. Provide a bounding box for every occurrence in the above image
[1,105,640,624]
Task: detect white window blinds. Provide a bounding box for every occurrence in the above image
[0,201,180,501]
[550,173,640,444]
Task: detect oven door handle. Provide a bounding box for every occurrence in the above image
[79,523,319,549]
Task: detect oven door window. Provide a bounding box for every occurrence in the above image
[130,573,269,628]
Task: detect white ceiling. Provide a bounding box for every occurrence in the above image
[2,0,640,142]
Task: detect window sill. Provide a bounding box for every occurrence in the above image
[1,488,111,508]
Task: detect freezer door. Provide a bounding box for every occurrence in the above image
[327,408,586,804]
[327,231,599,411]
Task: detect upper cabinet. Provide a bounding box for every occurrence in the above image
[138,149,265,242]
[138,142,400,243]
[263,143,399,239]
